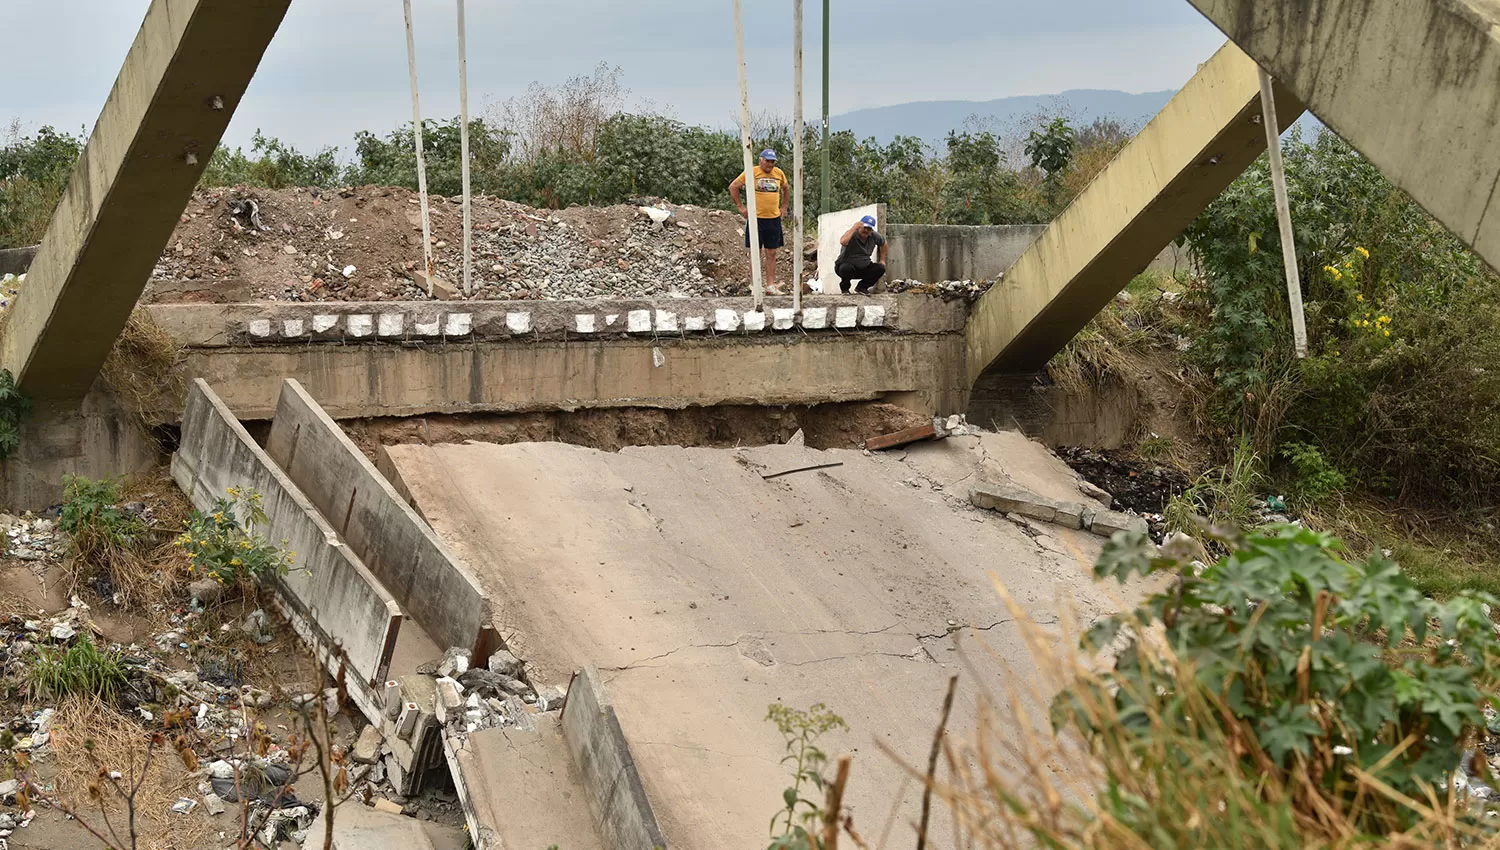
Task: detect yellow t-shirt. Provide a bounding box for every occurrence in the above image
[740,166,788,219]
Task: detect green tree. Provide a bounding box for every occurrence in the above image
[0,123,85,248]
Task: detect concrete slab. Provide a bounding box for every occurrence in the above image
[311,800,437,850]
[452,715,604,850]
[387,433,1123,848]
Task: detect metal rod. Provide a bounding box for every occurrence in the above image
[403,0,435,295]
[457,0,472,296]
[1258,68,1307,358]
[792,0,805,311]
[733,0,764,308]
[820,0,830,216]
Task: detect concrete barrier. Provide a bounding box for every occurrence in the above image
[885,224,1187,284]
[171,379,400,720]
[0,246,36,277]
[561,668,668,850]
[816,204,885,285]
[265,379,497,660]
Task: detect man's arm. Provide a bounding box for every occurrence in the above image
[779,175,790,218]
[728,174,747,216]
[838,221,860,246]
[878,242,889,264]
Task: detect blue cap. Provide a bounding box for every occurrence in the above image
[859,215,877,229]
[760,148,778,161]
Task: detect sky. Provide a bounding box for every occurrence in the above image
[1,0,1228,157]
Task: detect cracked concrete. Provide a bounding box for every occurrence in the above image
[454,714,604,850]
[388,430,1124,849]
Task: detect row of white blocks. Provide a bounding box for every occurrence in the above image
[245,304,887,341]
[595,304,885,335]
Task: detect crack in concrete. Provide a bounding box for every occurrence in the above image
[602,640,742,671]
[914,617,1056,642]
[633,740,778,763]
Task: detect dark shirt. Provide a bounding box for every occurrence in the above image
[836,229,886,267]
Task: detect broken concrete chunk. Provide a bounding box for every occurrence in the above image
[486,649,522,677]
[970,483,1085,527]
[203,792,227,816]
[1089,510,1149,537]
[434,677,462,724]
[436,647,469,679]
[1078,479,1114,507]
[352,724,383,764]
[414,271,459,300]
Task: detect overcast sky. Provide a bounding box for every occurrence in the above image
[2,0,1227,156]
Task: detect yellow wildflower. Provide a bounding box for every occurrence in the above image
[231,558,242,566]
[1384,329,1391,337]
[1356,294,1364,302]
[1378,315,1391,325]
[1355,246,1370,258]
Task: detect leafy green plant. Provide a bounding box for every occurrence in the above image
[28,638,127,702]
[765,702,847,850]
[1137,433,1174,462]
[1164,438,1264,541]
[1280,441,1347,506]
[0,368,31,459]
[58,475,149,598]
[1085,524,1500,829]
[176,486,294,587]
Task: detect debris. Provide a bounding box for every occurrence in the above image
[373,798,405,815]
[48,622,76,641]
[486,649,522,677]
[352,724,383,764]
[342,265,357,279]
[188,577,223,611]
[203,792,227,816]
[242,609,274,644]
[762,462,844,480]
[864,422,939,452]
[171,798,198,815]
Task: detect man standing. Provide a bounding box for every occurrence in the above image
[729,149,790,293]
[835,215,887,294]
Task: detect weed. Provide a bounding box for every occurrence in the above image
[1137,433,1174,461]
[765,702,847,850]
[176,487,294,588]
[59,475,151,603]
[0,368,30,460]
[1164,437,1264,542]
[28,639,126,702]
[1280,440,1348,506]
[100,308,185,438]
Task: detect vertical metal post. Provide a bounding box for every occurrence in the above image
[792,0,805,311]
[403,0,435,295]
[820,0,830,216]
[457,0,472,296]
[1258,68,1307,358]
[734,0,764,308]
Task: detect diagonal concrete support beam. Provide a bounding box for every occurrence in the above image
[0,0,291,399]
[965,42,1304,388]
[1183,0,1500,274]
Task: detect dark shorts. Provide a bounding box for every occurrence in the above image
[745,216,785,250]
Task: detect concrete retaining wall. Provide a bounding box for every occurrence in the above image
[265,379,496,659]
[561,668,668,850]
[816,204,885,285]
[886,224,1187,283]
[0,246,36,277]
[171,379,400,718]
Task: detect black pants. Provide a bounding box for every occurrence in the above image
[837,261,886,293]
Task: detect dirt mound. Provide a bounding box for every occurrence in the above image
[148,186,803,304]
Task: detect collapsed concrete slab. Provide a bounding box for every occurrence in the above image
[561,668,667,850]
[264,379,498,661]
[969,482,1147,538]
[171,379,400,721]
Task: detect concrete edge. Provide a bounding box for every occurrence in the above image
[968,482,1147,538]
[560,667,669,850]
[170,378,399,723]
[0,246,36,277]
[440,732,500,850]
[268,378,498,659]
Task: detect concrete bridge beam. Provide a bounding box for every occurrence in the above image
[965,42,1304,405]
[1184,0,1500,274]
[0,0,290,400]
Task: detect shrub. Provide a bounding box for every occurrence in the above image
[1280,441,1347,506]
[1084,525,1500,831]
[0,368,30,460]
[58,475,149,600]
[176,487,293,587]
[28,638,126,702]
[765,703,847,850]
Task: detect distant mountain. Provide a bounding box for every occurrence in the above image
[830,89,1177,149]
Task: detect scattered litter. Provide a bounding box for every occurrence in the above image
[171,798,198,815]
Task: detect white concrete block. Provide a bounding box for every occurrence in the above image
[743,311,767,332]
[378,313,404,337]
[506,312,532,334]
[248,319,272,338]
[282,319,305,338]
[860,305,887,327]
[684,316,707,332]
[435,677,462,725]
[714,309,740,332]
[802,307,828,329]
[445,313,473,336]
[413,317,441,336]
[312,315,339,334]
[395,703,419,740]
[382,681,402,720]
[835,306,859,328]
[575,314,597,333]
[605,313,619,326]
[627,309,652,333]
[346,314,373,337]
[655,310,679,332]
[772,308,796,330]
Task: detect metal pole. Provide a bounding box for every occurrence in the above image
[819,0,830,216]
[403,0,435,295]
[457,0,472,296]
[1258,68,1307,358]
[734,0,764,308]
[792,0,804,311]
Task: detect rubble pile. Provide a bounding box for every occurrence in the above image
[0,514,59,564]
[418,646,565,738]
[886,276,996,302]
[146,187,788,304]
